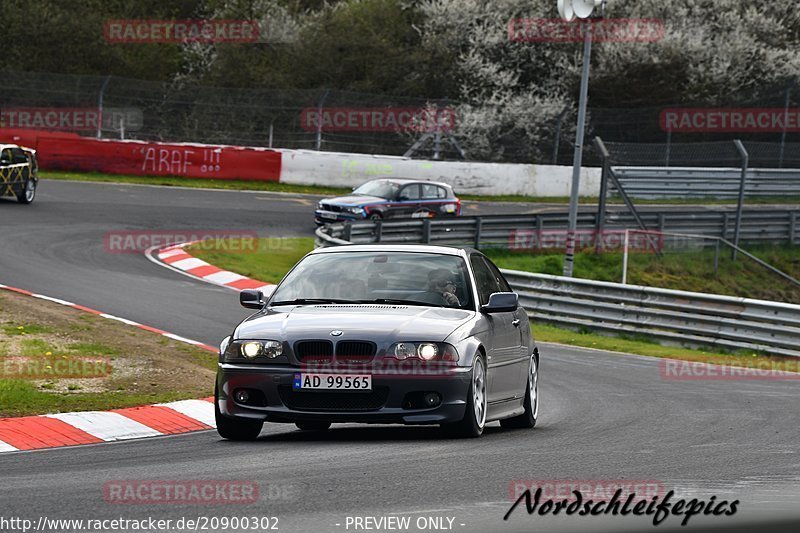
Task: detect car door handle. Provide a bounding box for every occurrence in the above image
[512,319,520,327]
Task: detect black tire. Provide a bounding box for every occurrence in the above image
[295,421,331,431]
[215,389,263,441]
[16,177,35,204]
[442,354,487,438]
[500,353,539,430]
[368,212,382,221]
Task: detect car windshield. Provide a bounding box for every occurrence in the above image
[352,180,400,199]
[270,251,473,310]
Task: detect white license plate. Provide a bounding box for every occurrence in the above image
[293,373,372,391]
[319,211,338,220]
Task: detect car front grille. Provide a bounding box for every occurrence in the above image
[294,340,333,363]
[335,341,376,364]
[278,386,389,411]
[320,203,342,212]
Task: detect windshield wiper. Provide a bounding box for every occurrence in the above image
[355,298,446,308]
[269,298,359,306]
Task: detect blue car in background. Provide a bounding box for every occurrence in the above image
[315,178,462,225]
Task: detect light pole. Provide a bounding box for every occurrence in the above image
[558,0,605,277]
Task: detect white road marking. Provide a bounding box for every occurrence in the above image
[169,258,208,270]
[162,333,202,345]
[31,294,75,306]
[46,412,162,441]
[157,400,216,428]
[203,271,245,285]
[0,440,19,453]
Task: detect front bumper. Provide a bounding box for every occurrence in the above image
[314,209,365,225]
[217,364,471,425]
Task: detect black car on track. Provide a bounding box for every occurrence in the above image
[215,244,539,439]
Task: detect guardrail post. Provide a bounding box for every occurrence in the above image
[732,139,749,261]
[474,217,483,250]
[593,137,610,253]
[714,240,720,273]
[422,219,432,243]
[343,222,353,242]
[790,212,797,246]
[374,220,383,243]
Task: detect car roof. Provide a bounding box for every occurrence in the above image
[367,178,453,189]
[310,244,478,257]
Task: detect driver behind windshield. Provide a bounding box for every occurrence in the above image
[428,269,461,307]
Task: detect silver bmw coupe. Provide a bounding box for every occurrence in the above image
[215,245,539,439]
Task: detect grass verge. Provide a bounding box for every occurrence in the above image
[187,237,316,284]
[0,290,216,417]
[485,245,800,304]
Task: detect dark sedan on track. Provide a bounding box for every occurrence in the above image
[215,244,539,439]
[314,178,461,224]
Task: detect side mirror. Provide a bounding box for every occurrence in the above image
[239,289,264,309]
[481,292,518,313]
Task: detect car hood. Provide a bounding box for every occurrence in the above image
[235,304,473,344]
[321,195,386,206]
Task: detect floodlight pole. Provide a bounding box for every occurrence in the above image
[563,20,593,277]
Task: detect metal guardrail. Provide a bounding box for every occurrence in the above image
[316,209,800,248]
[611,167,800,199]
[502,269,800,358]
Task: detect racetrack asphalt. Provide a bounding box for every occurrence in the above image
[0,179,798,533]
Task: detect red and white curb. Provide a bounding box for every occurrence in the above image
[0,283,218,453]
[146,242,272,292]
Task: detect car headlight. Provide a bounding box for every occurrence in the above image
[393,342,416,360]
[225,340,283,362]
[417,343,438,360]
[345,206,363,214]
[388,342,458,362]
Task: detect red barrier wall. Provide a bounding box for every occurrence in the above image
[0,129,281,182]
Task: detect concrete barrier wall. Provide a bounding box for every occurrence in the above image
[279,149,601,197]
[1,128,599,197]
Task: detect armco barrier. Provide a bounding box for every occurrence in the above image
[503,270,800,358]
[0,129,281,181]
[611,166,800,199]
[316,210,800,247]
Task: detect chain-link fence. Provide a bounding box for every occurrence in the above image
[2,70,800,165]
